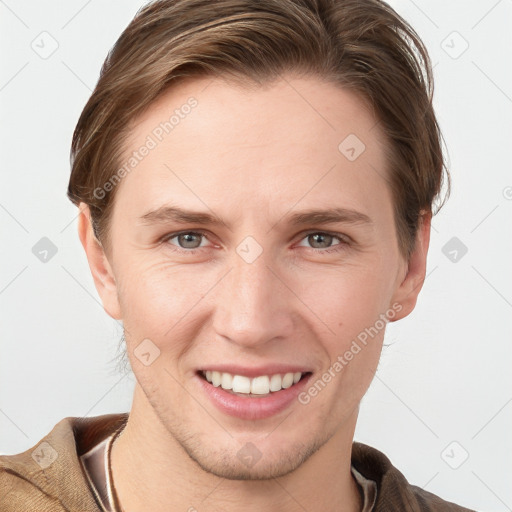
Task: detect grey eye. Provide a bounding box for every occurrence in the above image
[168,232,206,249]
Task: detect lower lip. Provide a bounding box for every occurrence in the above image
[196,373,312,420]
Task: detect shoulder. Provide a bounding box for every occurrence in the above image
[0,412,128,512]
[0,439,71,512]
[0,465,68,512]
[351,441,477,511]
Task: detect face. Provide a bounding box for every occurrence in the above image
[81,74,427,480]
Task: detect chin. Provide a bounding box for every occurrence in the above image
[176,430,329,481]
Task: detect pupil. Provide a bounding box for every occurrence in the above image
[312,233,330,248]
[181,233,199,248]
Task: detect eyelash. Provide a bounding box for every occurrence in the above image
[161,230,350,255]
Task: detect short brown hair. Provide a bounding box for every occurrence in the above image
[67,0,448,260]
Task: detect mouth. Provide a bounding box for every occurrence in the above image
[198,370,311,397]
[195,364,314,420]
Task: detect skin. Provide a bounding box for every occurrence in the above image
[78,74,430,512]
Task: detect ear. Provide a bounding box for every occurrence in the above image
[389,210,431,322]
[77,203,122,320]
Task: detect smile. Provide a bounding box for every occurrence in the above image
[201,370,307,395]
[196,367,312,420]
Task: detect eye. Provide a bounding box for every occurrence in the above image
[161,230,349,255]
[296,231,349,254]
[163,231,210,253]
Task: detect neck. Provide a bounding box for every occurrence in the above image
[111,385,362,512]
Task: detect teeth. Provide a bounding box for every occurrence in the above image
[211,371,221,387]
[221,372,233,390]
[203,371,304,394]
[251,376,270,395]
[232,375,251,393]
[269,374,282,392]
[282,373,294,389]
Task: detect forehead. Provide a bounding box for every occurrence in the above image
[127,74,380,151]
[113,74,391,226]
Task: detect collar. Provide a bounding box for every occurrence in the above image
[79,430,378,512]
[0,412,475,511]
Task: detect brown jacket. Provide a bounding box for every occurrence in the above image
[0,413,476,511]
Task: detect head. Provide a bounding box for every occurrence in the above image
[69,0,447,480]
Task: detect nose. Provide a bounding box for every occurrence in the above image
[212,246,295,349]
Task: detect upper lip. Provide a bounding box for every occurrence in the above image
[198,365,312,378]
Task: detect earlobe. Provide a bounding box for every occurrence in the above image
[77,203,122,320]
[389,211,432,322]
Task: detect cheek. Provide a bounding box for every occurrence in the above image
[302,269,389,406]
[115,259,199,340]
[115,248,396,356]
[296,262,393,402]
[297,261,394,341]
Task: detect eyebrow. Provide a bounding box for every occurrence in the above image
[139,205,373,229]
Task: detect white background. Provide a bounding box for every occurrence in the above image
[1,1,511,510]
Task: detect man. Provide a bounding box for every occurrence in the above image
[0,0,477,510]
